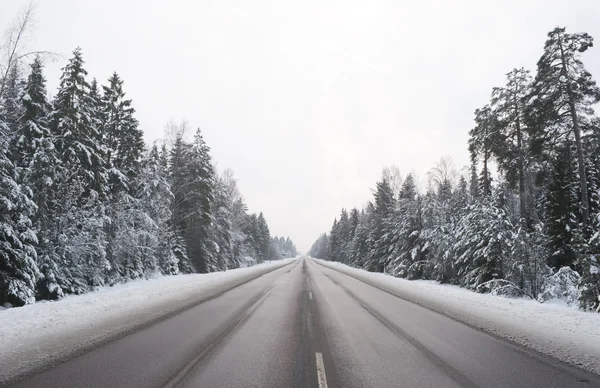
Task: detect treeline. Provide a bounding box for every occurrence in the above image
[0,47,295,307]
[272,237,298,259]
[310,27,600,311]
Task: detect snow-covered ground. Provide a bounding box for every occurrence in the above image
[313,258,600,375]
[0,259,295,384]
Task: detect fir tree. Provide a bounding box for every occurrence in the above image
[51,48,107,198]
[16,57,65,299]
[0,114,40,306]
[101,72,144,187]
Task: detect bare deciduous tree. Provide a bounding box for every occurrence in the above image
[428,156,458,196]
[0,1,58,100]
[381,165,402,199]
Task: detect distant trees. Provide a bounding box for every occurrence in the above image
[311,27,600,311]
[272,236,297,259]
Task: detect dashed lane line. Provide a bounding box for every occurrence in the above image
[315,352,328,388]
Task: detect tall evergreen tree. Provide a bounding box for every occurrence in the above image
[526,27,600,226]
[0,108,40,306]
[491,68,533,222]
[16,57,65,299]
[546,145,580,269]
[469,105,498,197]
[102,72,144,187]
[49,48,109,292]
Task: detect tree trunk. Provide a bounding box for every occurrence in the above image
[568,97,590,225]
[559,37,590,225]
[515,111,528,223]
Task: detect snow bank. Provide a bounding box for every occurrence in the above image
[313,259,600,375]
[0,259,295,384]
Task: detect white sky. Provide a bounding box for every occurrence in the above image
[2,0,600,251]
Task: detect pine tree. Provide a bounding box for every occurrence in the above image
[469,105,498,197]
[526,27,600,226]
[546,145,580,269]
[491,68,533,222]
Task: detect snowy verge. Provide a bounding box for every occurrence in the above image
[0,259,296,384]
[312,258,600,375]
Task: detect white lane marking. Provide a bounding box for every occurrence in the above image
[309,292,313,300]
[316,352,328,388]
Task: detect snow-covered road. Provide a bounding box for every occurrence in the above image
[7,258,599,388]
[3,257,599,387]
[0,259,295,384]
[313,258,600,375]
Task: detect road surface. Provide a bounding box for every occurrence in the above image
[10,258,600,388]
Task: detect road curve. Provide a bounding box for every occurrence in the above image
[9,258,600,388]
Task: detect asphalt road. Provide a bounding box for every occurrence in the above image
[9,258,600,388]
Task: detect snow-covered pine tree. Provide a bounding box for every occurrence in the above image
[386,174,427,279]
[15,57,65,299]
[351,205,374,268]
[525,27,600,226]
[469,105,498,197]
[546,144,580,270]
[0,95,40,306]
[138,145,180,275]
[171,128,216,272]
[102,72,144,187]
[454,190,516,293]
[49,48,109,292]
[364,177,395,272]
[211,172,234,270]
[256,212,272,262]
[309,233,329,260]
[99,72,151,282]
[490,68,533,223]
[1,63,25,137]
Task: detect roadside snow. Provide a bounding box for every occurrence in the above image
[0,259,295,384]
[313,259,600,375]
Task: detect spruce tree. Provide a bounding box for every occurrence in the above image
[51,48,107,197]
[0,113,40,306]
[101,72,144,186]
[16,57,65,299]
[49,48,109,292]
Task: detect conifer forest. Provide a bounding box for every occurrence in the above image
[310,27,600,311]
[0,44,296,306]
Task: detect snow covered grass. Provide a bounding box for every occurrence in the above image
[313,258,600,375]
[0,258,296,384]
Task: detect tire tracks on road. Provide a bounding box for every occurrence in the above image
[161,285,275,388]
[322,271,480,388]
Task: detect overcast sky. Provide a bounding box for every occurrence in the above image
[2,0,600,251]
